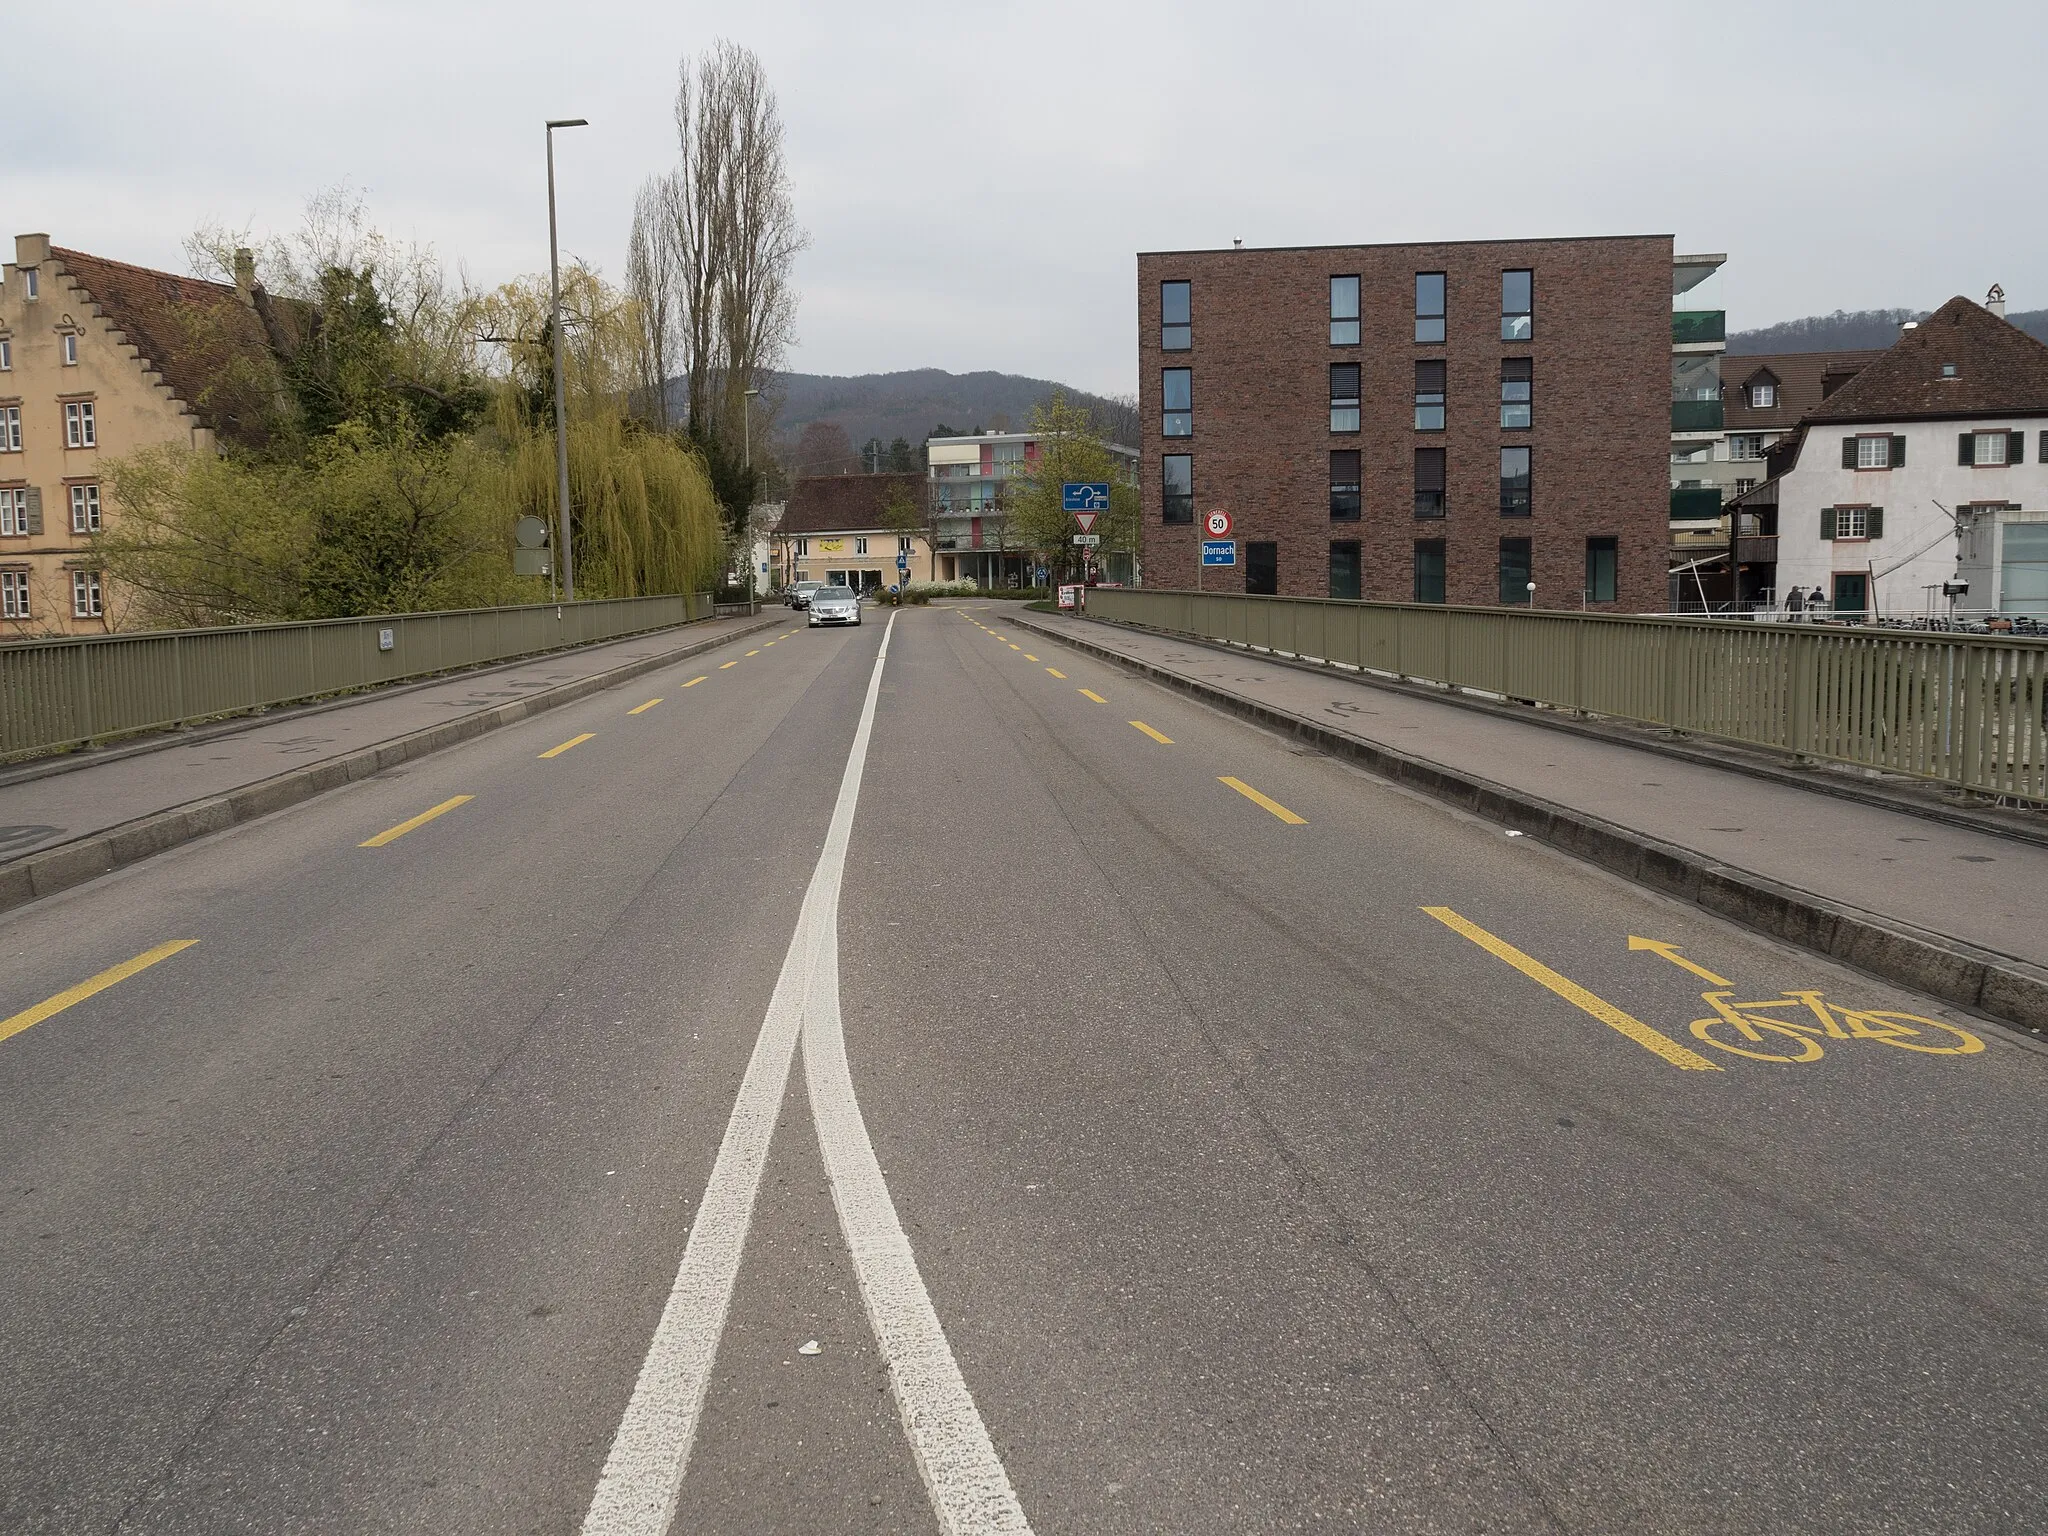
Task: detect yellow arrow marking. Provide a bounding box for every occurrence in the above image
[1428,909,1721,1071]
[1627,936,1733,988]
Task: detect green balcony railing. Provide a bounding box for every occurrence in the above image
[1670,486,1724,522]
[1672,309,1726,345]
[1671,398,1724,433]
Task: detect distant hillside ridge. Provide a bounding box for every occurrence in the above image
[1730,306,2048,354]
[762,368,1130,453]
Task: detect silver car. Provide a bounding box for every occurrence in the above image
[807,586,861,627]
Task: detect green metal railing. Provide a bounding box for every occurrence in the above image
[1670,486,1724,522]
[1086,590,2048,801]
[1,593,713,759]
[1671,398,1725,432]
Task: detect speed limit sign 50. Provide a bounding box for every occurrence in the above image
[1204,509,1233,538]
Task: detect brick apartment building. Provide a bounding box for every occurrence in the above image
[1136,236,1672,610]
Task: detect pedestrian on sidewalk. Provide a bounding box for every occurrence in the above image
[1809,586,1829,619]
[1786,586,1805,617]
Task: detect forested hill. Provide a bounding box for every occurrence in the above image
[1730,307,2048,354]
[761,368,1128,451]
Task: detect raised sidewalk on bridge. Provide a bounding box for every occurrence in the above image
[0,611,778,911]
[1008,608,2048,1037]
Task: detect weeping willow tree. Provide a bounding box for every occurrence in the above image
[482,266,722,599]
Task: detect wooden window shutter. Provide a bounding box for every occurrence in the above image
[2009,430,2026,464]
[24,486,41,535]
[1890,435,1906,467]
[1958,432,1974,465]
[1866,507,1884,539]
[1820,507,1837,540]
[1841,437,1857,469]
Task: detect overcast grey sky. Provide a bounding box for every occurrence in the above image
[9,0,2043,396]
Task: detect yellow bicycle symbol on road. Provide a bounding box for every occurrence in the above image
[1689,988,1984,1063]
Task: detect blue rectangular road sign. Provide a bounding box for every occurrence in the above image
[1062,482,1112,513]
[897,553,909,569]
[1202,540,1236,566]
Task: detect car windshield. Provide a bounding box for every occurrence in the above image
[816,587,854,601]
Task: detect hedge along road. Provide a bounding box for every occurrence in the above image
[0,604,2042,1533]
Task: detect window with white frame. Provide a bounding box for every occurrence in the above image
[1833,507,1871,538]
[1855,435,1892,469]
[897,534,912,552]
[1728,434,1765,460]
[0,338,11,370]
[0,405,19,451]
[854,536,868,554]
[72,569,102,618]
[1973,431,2009,465]
[1734,478,1758,496]
[794,537,808,556]
[0,487,26,536]
[70,483,100,532]
[2,569,29,618]
[1749,382,1776,408]
[22,269,38,300]
[62,332,78,365]
[64,401,96,448]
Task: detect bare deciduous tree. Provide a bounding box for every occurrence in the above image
[628,40,806,465]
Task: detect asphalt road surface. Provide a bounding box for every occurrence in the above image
[2,605,2043,1535]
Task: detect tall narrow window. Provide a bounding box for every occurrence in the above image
[0,406,20,451]
[1162,454,1194,523]
[0,339,10,369]
[1499,538,1533,604]
[62,332,78,365]
[22,269,38,301]
[1162,369,1192,437]
[1329,540,1362,599]
[1414,361,1445,431]
[1329,363,1360,433]
[72,569,103,619]
[70,483,101,533]
[1500,358,1532,428]
[0,487,26,536]
[1585,537,1618,603]
[1413,540,1446,603]
[1329,275,1360,345]
[1245,541,1278,596]
[1,569,30,618]
[1499,447,1531,517]
[1415,272,1446,343]
[1329,450,1361,520]
[1161,281,1191,351]
[1414,448,1446,518]
[1501,269,1533,340]
[64,401,95,448]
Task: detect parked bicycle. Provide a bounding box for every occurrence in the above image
[1689,988,1984,1063]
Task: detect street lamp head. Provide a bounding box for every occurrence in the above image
[744,387,761,397]
[546,118,589,130]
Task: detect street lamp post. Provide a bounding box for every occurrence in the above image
[743,385,760,604]
[546,117,588,602]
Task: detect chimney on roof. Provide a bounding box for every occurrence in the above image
[233,246,256,300]
[1232,238,1242,251]
[1985,283,2007,319]
[1899,320,1919,336]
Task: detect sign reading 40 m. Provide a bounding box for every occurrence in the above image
[1062,482,1111,513]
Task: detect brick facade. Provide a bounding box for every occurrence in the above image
[1136,236,1671,610]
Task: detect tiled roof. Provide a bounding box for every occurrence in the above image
[1806,297,2048,423]
[50,246,283,442]
[1721,350,1885,431]
[781,473,926,535]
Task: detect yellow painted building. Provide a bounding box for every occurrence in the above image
[0,233,277,635]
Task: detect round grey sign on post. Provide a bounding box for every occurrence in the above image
[514,515,549,549]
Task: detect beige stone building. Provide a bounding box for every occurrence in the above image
[0,233,276,635]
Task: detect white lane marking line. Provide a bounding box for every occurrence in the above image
[581,620,886,1532]
[583,615,1030,1536]
[804,856,1034,1536]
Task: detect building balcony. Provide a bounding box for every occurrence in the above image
[1671,309,1726,346]
[1670,485,1724,522]
[1671,398,1724,433]
[1735,535,1779,564]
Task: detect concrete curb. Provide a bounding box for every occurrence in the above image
[0,613,781,917]
[1012,612,2048,1037]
